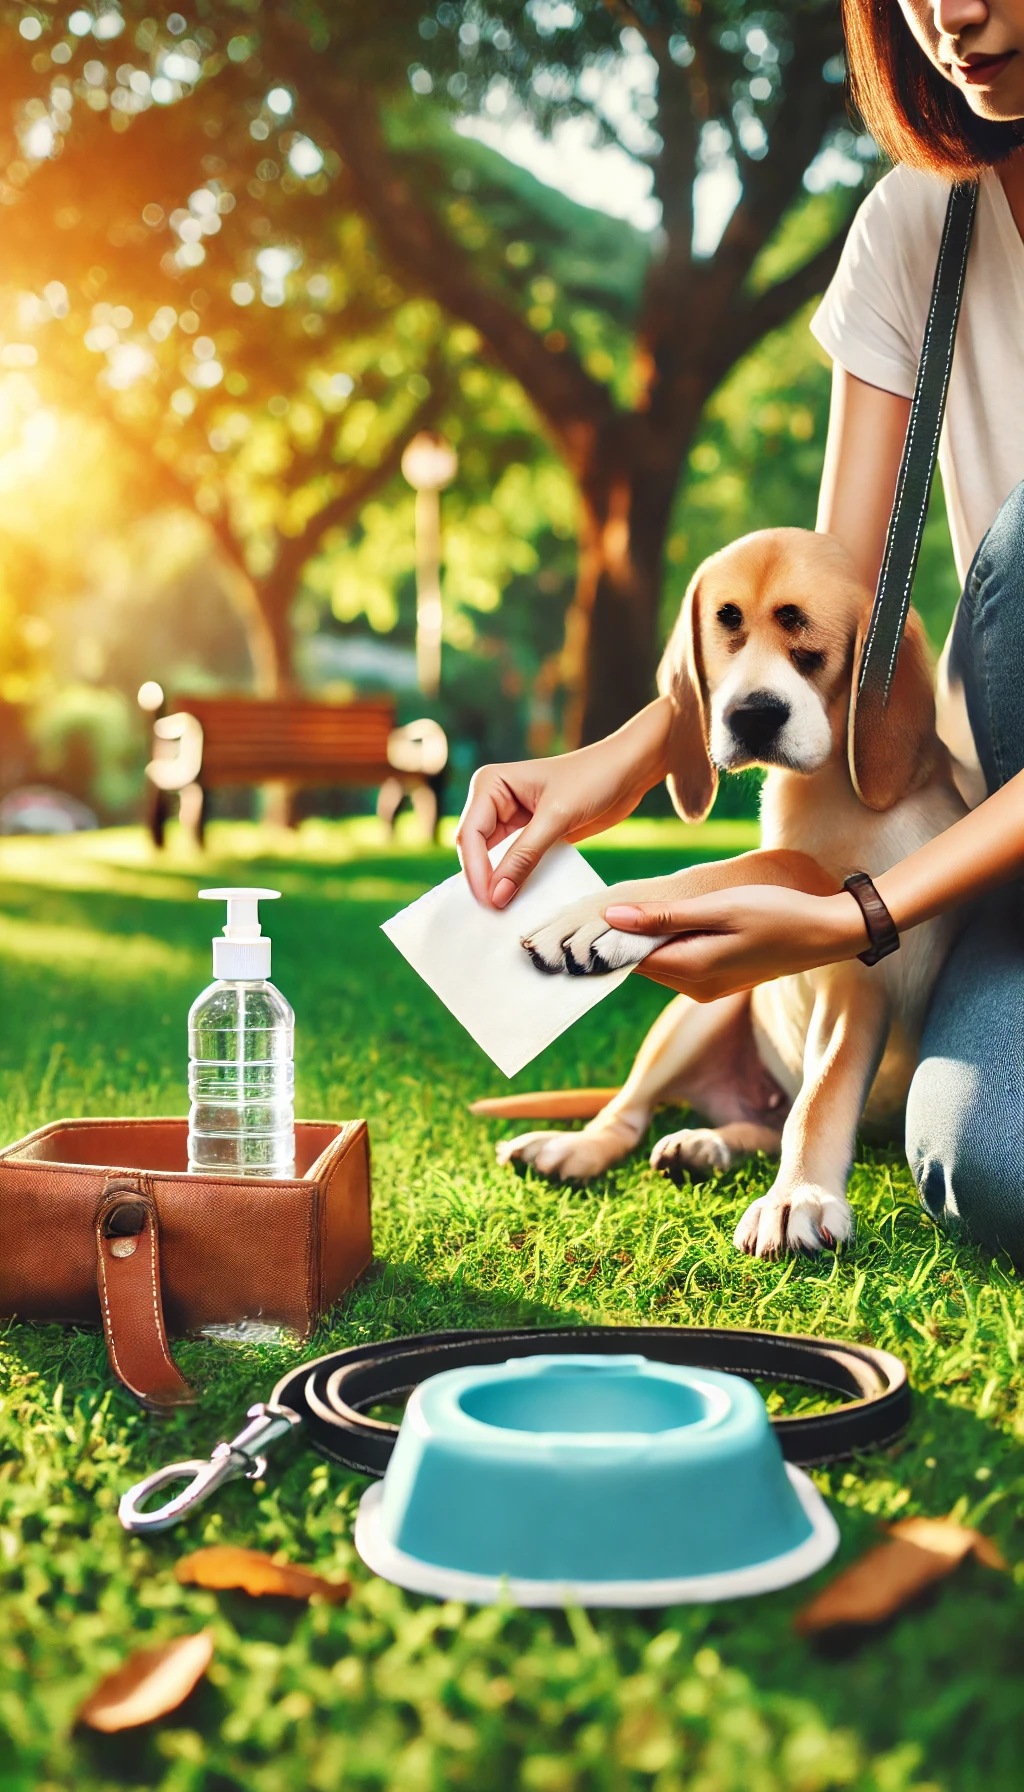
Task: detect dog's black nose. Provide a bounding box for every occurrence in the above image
[727,692,791,755]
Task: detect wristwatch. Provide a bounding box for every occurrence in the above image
[842,872,900,967]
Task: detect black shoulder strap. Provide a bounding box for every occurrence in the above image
[857,180,978,706]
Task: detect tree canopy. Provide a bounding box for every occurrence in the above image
[0,0,877,756]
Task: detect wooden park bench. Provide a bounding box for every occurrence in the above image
[141,692,448,846]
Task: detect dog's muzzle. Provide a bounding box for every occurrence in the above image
[725,692,791,757]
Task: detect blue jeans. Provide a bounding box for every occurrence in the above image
[905,479,1024,1258]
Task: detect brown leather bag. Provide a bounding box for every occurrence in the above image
[0,1117,372,1409]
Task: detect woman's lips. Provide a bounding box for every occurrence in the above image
[953,52,1015,85]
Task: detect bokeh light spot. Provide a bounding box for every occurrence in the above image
[287,136,324,178]
[162,51,200,82]
[266,86,292,116]
[255,245,298,281]
[19,17,43,41]
[23,118,54,159]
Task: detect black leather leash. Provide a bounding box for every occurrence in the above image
[856,179,977,709]
[272,1324,911,1473]
[119,1323,911,1531]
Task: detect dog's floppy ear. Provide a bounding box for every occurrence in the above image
[849,606,937,811]
[656,572,717,822]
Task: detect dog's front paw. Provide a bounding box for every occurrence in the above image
[521,894,669,977]
[650,1128,733,1183]
[495,1129,622,1182]
[733,1186,854,1258]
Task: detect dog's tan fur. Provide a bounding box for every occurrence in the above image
[498,529,966,1256]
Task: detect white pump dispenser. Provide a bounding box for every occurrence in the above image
[200,886,280,981]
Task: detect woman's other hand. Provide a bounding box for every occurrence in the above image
[456,697,673,908]
[604,885,868,1000]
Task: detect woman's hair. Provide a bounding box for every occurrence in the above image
[843,0,1024,176]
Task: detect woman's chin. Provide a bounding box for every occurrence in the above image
[958,77,1024,124]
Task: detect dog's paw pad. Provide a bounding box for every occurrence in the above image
[733,1188,854,1258]
[496,1129,616,1183]
[651,1128,733,1182]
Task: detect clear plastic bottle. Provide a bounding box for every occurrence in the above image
[188,887,295,1179]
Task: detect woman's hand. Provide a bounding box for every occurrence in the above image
[456,698,673,908]
[604,885,868,1000]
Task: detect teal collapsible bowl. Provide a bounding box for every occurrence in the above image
[355,1354,838,1606]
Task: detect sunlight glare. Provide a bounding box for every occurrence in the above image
[0,398,59,494]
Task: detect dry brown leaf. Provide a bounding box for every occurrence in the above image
[78,1630,214,1733]
[175,1544,351,1603]
[891,1517,1008,1570]
[796,1519,1007,1635]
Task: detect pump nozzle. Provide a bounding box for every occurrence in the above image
[199,887,280,980]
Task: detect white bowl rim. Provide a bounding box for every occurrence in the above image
[354,1464,840,1607]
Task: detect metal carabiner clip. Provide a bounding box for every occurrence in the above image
[118,1402,303,1535]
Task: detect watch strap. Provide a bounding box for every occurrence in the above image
[843,871,900,967]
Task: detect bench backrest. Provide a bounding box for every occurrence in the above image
[170,697,397,785]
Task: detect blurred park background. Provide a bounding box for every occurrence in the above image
[0,0,961,835]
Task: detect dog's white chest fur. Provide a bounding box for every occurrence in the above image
[753,766,967,1115]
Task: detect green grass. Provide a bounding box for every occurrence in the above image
[1,819,1023,1792]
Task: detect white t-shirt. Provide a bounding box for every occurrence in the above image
[811,164,1024,799]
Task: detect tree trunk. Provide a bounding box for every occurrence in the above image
[217,560,295,698]
[562,421,694,747]
[250,579,299,827]
[252,580,297,698]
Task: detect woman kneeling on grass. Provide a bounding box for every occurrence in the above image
[458,0,1024,1260]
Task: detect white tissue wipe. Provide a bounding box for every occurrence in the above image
[380,835,631,1078]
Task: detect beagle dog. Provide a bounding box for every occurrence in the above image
[498,528,966,1257]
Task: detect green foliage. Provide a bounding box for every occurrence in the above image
[27,684,141,820]
[667,308,961,655]
[0,823,1022,1788]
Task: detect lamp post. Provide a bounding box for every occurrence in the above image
[401,431,458,699]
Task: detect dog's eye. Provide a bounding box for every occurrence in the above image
[775,605,809,632]
[717,604,743,631]
[791,648,825,676]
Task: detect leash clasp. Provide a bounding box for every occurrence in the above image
[118,1402,302,1534]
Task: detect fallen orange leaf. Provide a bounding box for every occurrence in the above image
[796,1518,1006,1635]
[78,1630,214,1733]
[175,1544,351,1602]
[891,1517,1007,1570]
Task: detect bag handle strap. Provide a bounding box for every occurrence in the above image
[95,1176,195,1410]
[856,179,978,708]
